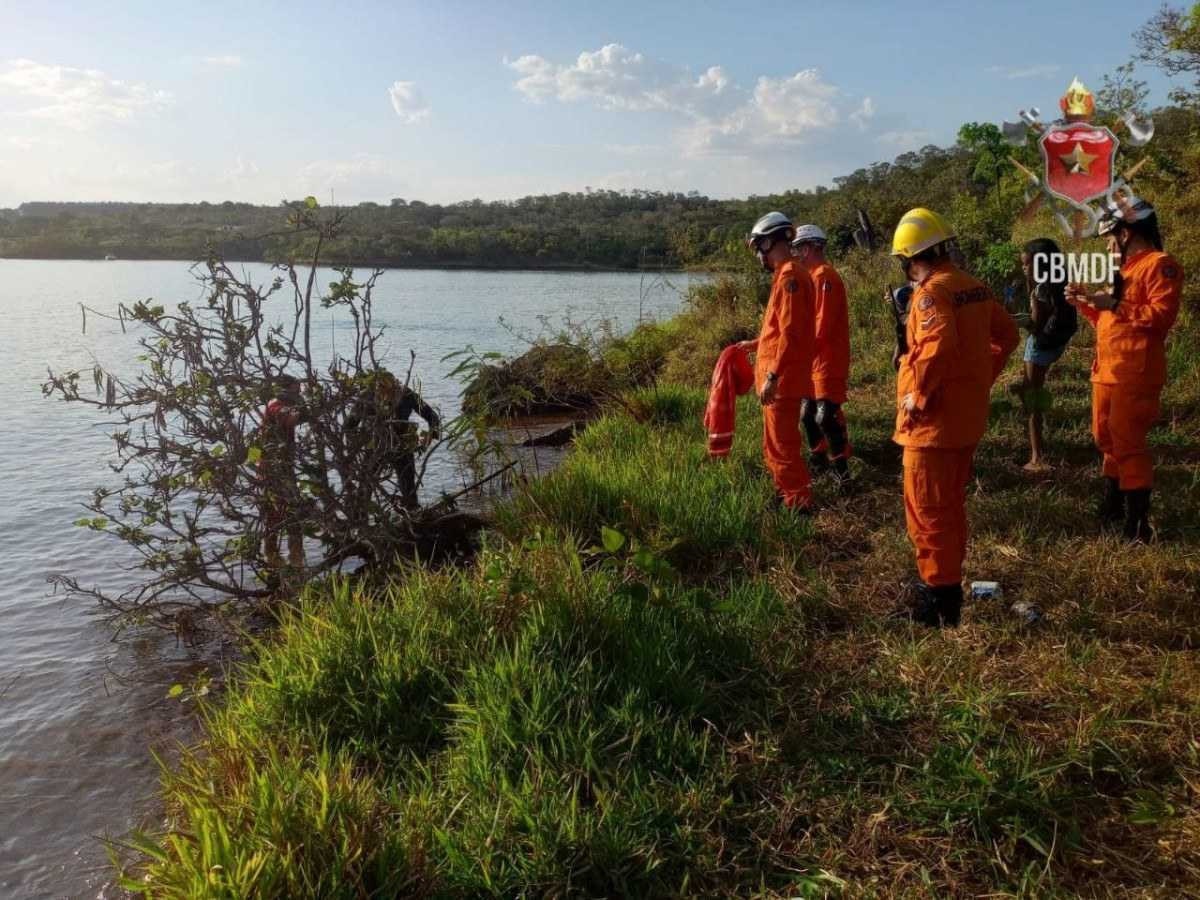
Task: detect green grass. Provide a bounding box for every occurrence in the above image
[496,387,814,576]
[124,260,1200,898]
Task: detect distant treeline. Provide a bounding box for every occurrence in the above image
[1,100,1196,273]
[0,144,981,270]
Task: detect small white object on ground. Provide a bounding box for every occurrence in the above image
[970,580,1003,602]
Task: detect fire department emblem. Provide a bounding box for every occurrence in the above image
[1001,77,1154,238]
[1040,123,1118,206]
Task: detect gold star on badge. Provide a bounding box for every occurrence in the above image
[1060,142,1098,175]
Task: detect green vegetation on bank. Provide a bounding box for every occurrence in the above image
[121,242,1200,896]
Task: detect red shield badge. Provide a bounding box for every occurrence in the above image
[1039,123,1118,206]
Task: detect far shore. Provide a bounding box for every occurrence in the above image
[0,254,697,275]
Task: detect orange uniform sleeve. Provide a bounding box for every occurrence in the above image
[813,272,831,360]
[1118,257,1183,334]
[906,287,957,411]
[989,299,1020,383]
[773,272,815,381]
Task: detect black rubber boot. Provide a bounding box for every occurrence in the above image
[1098,476,1124,527]
[1123,488,1153,543]
[932,584,963,627]
[893,582,941,627]
[808,451,830,475]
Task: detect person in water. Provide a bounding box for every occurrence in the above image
[258,374,306,572]
[346,369,441,511]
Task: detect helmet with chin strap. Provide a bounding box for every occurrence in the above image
[1098,194,1162,255]
[747,212,796,271]
[1098,195,1156,236]
[747,211,795,247]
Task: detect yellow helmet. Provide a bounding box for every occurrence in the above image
[891,207,954,258]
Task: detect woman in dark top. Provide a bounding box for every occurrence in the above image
[1015,237,1078,471]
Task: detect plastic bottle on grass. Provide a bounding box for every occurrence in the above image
[970,581,1003,602]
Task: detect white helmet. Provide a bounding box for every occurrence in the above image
[791,224,827,246]
[1098,195,1155,236]
[748,211,795,246]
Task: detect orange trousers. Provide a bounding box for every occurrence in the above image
[1092,383,1161,490]
[903,445,976,587]
[763,399,812,509]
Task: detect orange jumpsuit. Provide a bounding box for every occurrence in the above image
[755,258,816,508]
[1080,249,1183,490]
[810,261,851,405]
[894,261,1019,586]
[803,261,852,461]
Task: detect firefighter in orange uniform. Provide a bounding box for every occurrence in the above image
[792,224,852,488]
[738,212,816,511]
[1068,197,1183,542]
[892,208,1019,626]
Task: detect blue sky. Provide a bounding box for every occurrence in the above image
[0,0,1178,206]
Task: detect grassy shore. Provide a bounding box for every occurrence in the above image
[123,255,1200,898]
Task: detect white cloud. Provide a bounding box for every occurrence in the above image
[987,63,1061,80]
[0,58,172,128]
[850,96,875,130]
[682,69,846,156]
[388,81,430,124]
[221,156,260,184]
[506,44,735,118]
[506,45,871,158]
[749,71,840,136]
[201,55,244,68]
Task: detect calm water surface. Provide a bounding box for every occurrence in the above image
[0,260,691,898]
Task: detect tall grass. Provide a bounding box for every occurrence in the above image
[125,251,1200,898]
[497,387,814,574]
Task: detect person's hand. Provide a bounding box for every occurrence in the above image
[1084,291,1119,311]
[758,377,778,407]
[1067,283,1117,311]
[882,288,893,305]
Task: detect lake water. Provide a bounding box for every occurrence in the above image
[0,260,693,898]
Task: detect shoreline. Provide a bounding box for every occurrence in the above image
[0,254,692,275]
